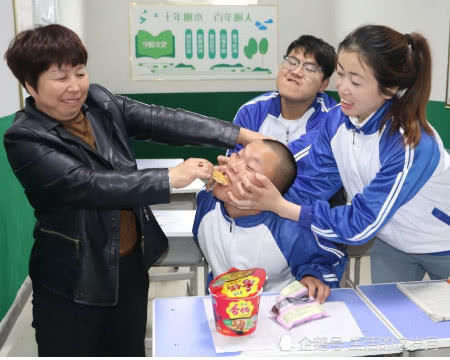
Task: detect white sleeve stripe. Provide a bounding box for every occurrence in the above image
[312,143,414,242]
[293,145,311,161]
[323,273,337,278]
[233,92,278,122]
[311,226,338,236]
[313,233,345,258]
[324,277,339,282]
[349,144,413,240]
[312,226,335,234]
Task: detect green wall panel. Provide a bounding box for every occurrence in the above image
[0,114,34,321]
[124,91,449,162]
[125,91,262,163]
[426,100,450,147]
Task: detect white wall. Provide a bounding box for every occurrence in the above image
[59,0,85,43]
[330,0,450,103]
[4,0,450,102]
[82,0,450,102]
[0,0,21,117]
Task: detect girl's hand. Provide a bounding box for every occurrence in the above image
[227,172,301,221]
[216,154,230,166]
[226,172,283,212]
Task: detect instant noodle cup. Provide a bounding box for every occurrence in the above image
[209,268,266,336]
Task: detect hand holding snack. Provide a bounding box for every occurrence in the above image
[168,158,213,189]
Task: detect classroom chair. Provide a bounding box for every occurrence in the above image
[341,237,376,288]
[150,238,209,296]
[149,207,208,296]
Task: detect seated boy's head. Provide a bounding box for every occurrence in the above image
[214,140,297,204]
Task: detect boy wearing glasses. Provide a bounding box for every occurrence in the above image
[226,35,342,205]
[228,35,336,154]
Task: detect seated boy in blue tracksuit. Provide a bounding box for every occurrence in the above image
[193,139,346,302]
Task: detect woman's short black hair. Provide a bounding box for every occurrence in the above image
[4,24,88,92]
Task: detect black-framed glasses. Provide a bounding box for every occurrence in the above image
[282,55,322,74]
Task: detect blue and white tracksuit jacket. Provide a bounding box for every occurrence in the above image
[227,91,336,155]
[193,190,347,292]
[286,128,343,205]
[293,100,450,254]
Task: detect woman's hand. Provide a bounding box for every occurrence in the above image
[168,158,212,189]
[299,276,331,304]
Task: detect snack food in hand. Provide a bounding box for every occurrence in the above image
[212,170,230,185]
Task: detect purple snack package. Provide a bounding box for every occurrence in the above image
[272,281,328,330]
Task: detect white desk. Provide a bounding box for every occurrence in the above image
[136,158,183,169]
[152,288,402,357]
[137,158,205,208]
[152,210,208,296]
[153,209,196,238]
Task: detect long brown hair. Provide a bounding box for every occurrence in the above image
[338,25,432,147]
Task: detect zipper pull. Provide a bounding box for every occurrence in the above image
[352,130,355,145]
[229,219,234,233]
[286,129,290,144]
[75,240,80,259]
[143,206,149,221]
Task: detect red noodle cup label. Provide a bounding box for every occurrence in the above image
[221,276,260,298]
[226,299,255,318]
[211,290,262,336]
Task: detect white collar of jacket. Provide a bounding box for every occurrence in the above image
[344,100,392,135]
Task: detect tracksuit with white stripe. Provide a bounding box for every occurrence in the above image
[290,101,450,256]
[193,190,347,292]
[227,91,336,155]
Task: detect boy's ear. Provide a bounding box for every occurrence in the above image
[319,78,329,93]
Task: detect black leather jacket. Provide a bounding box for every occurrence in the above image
[4,84,239,306]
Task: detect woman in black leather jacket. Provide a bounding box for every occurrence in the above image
[3,24,260,356]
